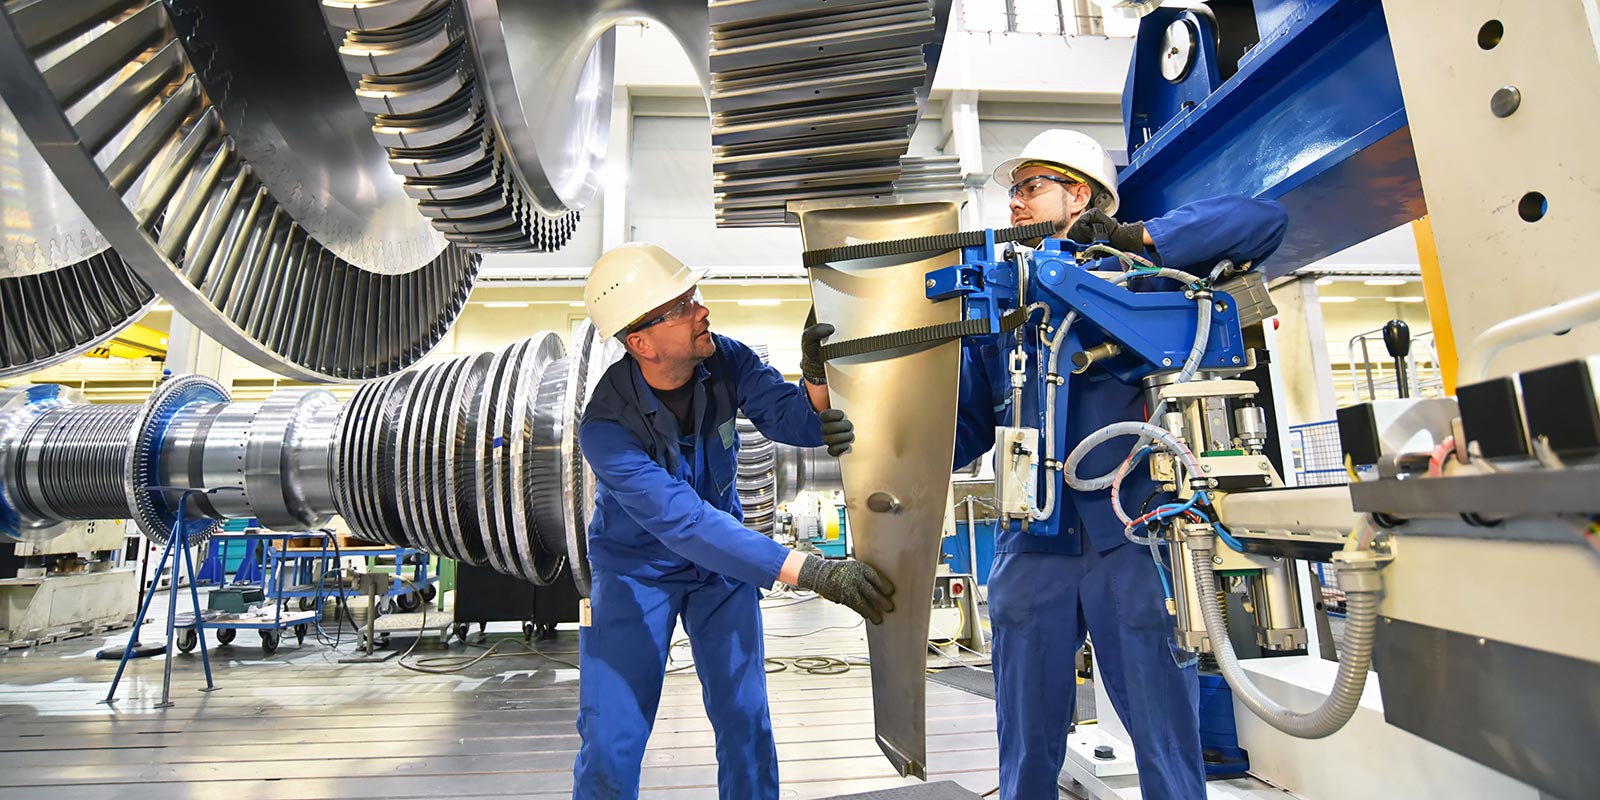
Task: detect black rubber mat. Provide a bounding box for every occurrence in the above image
[926,668,1098,719]
[817,780,984,799]
[927,666,995,699]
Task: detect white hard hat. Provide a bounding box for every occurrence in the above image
[991,129,1120,215]
[584,242,708,339]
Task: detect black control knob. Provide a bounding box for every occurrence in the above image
[1383,319,1412,398]
[1382,319,1411,359]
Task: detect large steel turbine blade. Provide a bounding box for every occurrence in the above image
[794,195,966,779]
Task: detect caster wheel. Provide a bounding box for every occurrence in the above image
[298,597,315,612]
[294,624,308,645]
[176,628,198,653]
[453,623,470,643]
[421,584,437,603]
[260,631,280,656]
[216,628,237,645]
[523,621,536,643]
[375,597,394,616]
[395,591,421,613]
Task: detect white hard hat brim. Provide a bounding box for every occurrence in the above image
[599,263,709,339]
[990,150,1121,216]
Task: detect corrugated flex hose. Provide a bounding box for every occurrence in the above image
[1191,544,1379,738]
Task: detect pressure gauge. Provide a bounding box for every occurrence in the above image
[1161,19,1198,83]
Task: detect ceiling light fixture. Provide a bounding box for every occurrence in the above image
[1318,296,1358,304]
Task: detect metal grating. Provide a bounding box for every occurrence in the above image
[1288,420,1349,488]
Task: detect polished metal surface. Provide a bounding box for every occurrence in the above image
[709,0,952,227]
[167,0,447,273]
[124,375,230,544]
[330,0,583,252]
[0,331,611,585]
[796,195,967,778]
[0,96,110,276]
[0,0,477,381]
[0,90,157,379]
[1375,616,1600,800]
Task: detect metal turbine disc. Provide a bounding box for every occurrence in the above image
[445,351,496,566]
[373,371,418,546]
[506,333,565,585]
[473,341,519,576]
[124,375,230,545]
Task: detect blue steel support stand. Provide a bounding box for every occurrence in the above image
[101,489,220,707]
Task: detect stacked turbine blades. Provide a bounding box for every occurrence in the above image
[894,154,964,194]
[329,0,581,252]
[734,344,779,536]
[708,0,951,227]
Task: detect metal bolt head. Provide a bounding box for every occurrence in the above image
[1202,464,1212,472]
[926,278,936,288]
[1208,478,1218,488]
[1161,357,1173,367]
[1477,637,1487,647]
[1258,461,1270,470]
[1231,355,1241,364]
[1490,86,1521,118]
[1213,555,1224,564]
[1214,301,1227,313]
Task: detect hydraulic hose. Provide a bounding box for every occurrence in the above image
[1063,268,1212,494]
[1190,541,1381,738]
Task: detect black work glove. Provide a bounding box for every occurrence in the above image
[819,408,854,457]
[1066,208,1147,254]
[797,555,895,624]
[800,320,832,386]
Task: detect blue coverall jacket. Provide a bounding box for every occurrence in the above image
[573,333,824,800]
[954,196,1288,800]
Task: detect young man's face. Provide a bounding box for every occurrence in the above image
[626,287,714,365]
[1007,165,1094,235]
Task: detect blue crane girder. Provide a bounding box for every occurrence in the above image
[1116,0,1425,277]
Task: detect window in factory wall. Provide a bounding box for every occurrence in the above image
[629,115,801,268]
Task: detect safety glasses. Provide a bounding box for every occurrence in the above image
[1008,174,1079,201]
[628,288,703,333]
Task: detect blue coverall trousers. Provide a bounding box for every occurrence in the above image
[988,543,1204,800]
[573,568,779,800]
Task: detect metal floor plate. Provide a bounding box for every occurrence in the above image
[0,585,1001,799]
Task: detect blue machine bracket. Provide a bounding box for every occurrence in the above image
[1118,0,1424,276]
[1033,264,1245,383]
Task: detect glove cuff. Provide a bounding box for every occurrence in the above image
[795,553,831,591]
[1111,221,1147,254]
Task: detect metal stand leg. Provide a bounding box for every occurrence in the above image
[154,524,185,708]
[179,522,217,693]
[101,534,178,704]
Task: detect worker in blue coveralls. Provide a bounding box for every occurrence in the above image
[574,241,897,800]
[955,130,1288,800]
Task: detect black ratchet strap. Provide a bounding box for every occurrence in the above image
[821,307,1029,361]
[801,221,1057,268]
[806,220,1054,360]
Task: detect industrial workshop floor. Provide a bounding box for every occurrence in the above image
[0,587,1008,799]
